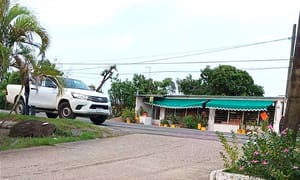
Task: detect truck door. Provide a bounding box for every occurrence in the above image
[29,77,58,109]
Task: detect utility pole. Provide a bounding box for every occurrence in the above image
[285,24,297,98]
[285,12,300,137]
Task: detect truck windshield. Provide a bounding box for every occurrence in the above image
[63,78,89,90]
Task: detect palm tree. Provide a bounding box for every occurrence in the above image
[0,0,49,81]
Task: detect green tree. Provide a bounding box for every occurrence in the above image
[0,0,49,81]
[132,74,158,94]
[204,65,264,96]
[157,77,176,95]
[108,76,137,116]
[177,65,264,96]
[176,74,203,95]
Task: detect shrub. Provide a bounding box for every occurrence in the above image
[183,115,197,129]
[121,108,135,122]
[217,127,300,179]
[216,131,240,170]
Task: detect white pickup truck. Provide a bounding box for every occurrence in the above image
[5,76,111,125]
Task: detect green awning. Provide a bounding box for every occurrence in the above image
[150,99,207,109]
[206,99,274,111]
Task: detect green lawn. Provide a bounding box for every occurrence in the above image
[0,113,119,151]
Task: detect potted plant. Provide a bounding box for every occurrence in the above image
[200,117,208,131]
[182,115,197,129]
[168,114,179,128]
[138,106,148,117]
[160,119,169,127]
[121,108,135,123]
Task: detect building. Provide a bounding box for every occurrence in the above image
[135,95,285,133]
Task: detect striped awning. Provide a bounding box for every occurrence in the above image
[206,99,274,111]
[149,99,207,109]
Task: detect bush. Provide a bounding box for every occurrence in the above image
[121,108,135,122]
[183,115,197,129]
[217,128,300,179]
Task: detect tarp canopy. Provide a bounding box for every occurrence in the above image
[149,99,207,109]
[206,99,274,111]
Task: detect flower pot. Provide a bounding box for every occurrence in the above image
[126,118,131,124]
[171,124,176,128]
[241,129,246,134]
[197,123,202,130]
[163,124,168,127]
[201,127,206,131]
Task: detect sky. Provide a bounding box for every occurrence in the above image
[17,0,300,96]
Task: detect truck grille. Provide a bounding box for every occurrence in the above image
[90,105,109,109]
[88,96,108,103]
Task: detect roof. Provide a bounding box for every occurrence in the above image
[206,99,274,111]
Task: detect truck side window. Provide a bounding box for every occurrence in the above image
[43,78,57,88]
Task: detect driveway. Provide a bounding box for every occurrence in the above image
[0,134,223,180]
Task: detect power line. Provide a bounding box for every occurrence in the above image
[75,66,288,76]
[60,58,288,71]
[55,37,290,64]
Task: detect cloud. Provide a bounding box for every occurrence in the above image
[20,0,151,27]
[177,0,300,22]
[111,35,134,51]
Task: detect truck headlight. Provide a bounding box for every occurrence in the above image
[71,92,88,100]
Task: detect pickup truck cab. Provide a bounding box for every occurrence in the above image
[6,76,111,125]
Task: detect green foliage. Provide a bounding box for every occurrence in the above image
[7,71,21,84]
[32,59,63,77]
[196,114,208,127]
[0,0,49,81]
[109,77,137,116]
[237,128,300,179]
[121,108,135,122]
[0,72,19,109]
[160,119,169,126]
[183,115,197,129]
[0,113,117,151]
[177,65,264,96]
[216,131,240,170]
[166,113,179,125]
[176,74,203,95]
[109,75,176,116]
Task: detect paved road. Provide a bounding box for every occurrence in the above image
[0,134,224,180]
[0,109,239,179]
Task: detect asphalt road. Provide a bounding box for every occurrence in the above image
[0,134,224,180]
[0,109,244,179]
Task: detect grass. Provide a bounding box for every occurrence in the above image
[0,112,119,151]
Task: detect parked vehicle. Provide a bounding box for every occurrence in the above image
[5,75,111,125]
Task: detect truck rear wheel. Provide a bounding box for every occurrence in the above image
[58,102,75,119]
[90,115,107,125]
[15,98,25,115]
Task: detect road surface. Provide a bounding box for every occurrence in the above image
[0,133,224,180]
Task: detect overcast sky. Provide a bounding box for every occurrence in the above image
[17,0,300,96]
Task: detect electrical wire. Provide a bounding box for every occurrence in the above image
[55,37,290,64]
[60,58,288,71]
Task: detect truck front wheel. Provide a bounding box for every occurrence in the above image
[15,99,25,115]
[90,115,107,125]
[58,102,75,119]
